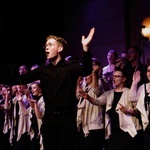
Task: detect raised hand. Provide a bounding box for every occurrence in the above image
[81,27,95,51]
[132,70,141,85]
[92,65,100,73]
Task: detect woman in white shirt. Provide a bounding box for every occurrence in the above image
[79,69,145,150]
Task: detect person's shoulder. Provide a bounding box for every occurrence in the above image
[102,65,109,73]
[102,65,109,70]
[66,60,82,65]
[138,84,145,92]
[38,96,44,103]
[124,87,129,91]
[40,63,53,68]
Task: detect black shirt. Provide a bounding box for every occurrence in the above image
[0,51,92,115]
[108,91,123,134]
[123,61,148,88]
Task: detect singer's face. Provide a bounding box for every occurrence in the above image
[112,71,126,88]
[30,83,42,96]
[19,65,28,75]
[127,48,137,62]
[107,52,116,64]
[1,86,11,98]
[45,38,62,60]
[147,66,150,81]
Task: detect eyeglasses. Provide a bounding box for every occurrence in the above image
[43,43,59,49]
[127,50,136,54]
[112,75,123,78]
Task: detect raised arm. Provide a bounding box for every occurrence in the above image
[92,65,100,88]
[81,27,95,51]
[79,28,95,78]
[17,93,28,115]
[128,70,141,102]
[79,90,109,106]
[4,88,11,110]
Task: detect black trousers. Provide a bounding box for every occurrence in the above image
[0,131,12,150]
[144,126,150,150]
[41,111,78,150]
[12,132,30,150]
[108,129,145,150]
[78,128,105,150]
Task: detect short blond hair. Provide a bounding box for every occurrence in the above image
[46,35,67,47]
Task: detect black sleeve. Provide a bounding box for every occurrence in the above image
[80,51,93,77]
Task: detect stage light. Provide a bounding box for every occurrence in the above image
[141,17,150,41]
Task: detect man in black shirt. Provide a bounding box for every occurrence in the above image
[0,27,95,150]
[123,46,148,88]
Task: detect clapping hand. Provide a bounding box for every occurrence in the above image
[79,90,88,99]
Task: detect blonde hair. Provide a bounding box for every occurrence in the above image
[46,35,67,47]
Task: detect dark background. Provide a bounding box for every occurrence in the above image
[1,0,150,70]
